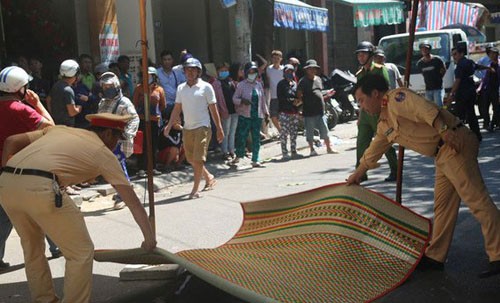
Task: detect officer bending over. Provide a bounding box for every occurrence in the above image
[346,74,500,279]
[0,113,156,303]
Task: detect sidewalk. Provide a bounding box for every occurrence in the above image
[77,125,354,213]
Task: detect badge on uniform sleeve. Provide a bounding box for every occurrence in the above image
[395,92,406,102]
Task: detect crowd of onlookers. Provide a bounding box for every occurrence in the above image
[6,42,499,189]
[6,49,339,179]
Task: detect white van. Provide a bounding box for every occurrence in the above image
[378,29,468,94]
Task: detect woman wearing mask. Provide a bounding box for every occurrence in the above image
[232,61,269,167]
[212,63,238,160]
[98,72,140,209]
[133,67,167,177]
[277,64,302,160]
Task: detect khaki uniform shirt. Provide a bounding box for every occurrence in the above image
[359,88,460,171]
[6,126,129,187]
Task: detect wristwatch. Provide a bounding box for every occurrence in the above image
[439,123,449,134]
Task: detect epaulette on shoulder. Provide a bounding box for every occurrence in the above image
[355,68,363,76]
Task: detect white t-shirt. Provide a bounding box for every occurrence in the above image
[267,65,284,99]
[175,79,216,130]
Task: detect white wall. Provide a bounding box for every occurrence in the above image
[115,0,156,60]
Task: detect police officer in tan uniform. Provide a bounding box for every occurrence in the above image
[0,113,156,303]
[346,74,500,278]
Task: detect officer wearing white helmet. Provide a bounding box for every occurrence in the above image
[46,59,82,126]
[0,66,55,270]
[163,57,224,199]
[97,71,139,209]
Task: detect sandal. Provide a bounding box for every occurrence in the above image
[203,179,217,191]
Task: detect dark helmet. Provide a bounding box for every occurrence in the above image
[373,48,385,57]
[486,43,495,54]
[243,61,258,77]
[183,57,202,70]
[419,41,432,50]
[355,41,375,54]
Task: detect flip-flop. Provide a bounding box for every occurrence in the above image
[203,179,217,191]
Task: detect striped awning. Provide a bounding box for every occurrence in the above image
[414,1,485,31]
[274,0,329,32]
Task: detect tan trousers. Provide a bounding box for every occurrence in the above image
[426,127,500,262]
[0,174,94,303]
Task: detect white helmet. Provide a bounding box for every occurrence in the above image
[99,71,121,88]
[0,66,32,93]
[59,59,80,77]
[147,66,158,75]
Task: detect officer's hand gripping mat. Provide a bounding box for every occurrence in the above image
[95,183,431,303]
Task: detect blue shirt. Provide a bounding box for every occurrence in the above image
[157,67,184,105]
[475,55,491,79]
[120,72,134,97]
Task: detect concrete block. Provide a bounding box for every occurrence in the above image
[81,191,100,201]
[70,195,83,208]
[96,185,116,196]
[119,264,180,281]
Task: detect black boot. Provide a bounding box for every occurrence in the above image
[478,260,500,279]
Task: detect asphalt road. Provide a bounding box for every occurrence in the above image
[1,120,500,303]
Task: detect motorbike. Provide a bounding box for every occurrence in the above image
[321,89,342,130]
[327,69,359,123]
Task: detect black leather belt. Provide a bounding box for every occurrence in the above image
[435,123,464,155]
[1,166,58,181]
[1,166,63,208]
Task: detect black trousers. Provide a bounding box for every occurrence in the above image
[455,91,481,141]
[479,90,500,127]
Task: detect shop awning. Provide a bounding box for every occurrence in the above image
[413,1,487,30]
[274,0,329,32]
[334,0,405,27]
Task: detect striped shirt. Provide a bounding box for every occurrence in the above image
[98,96,139,157]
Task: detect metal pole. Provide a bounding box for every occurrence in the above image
[139,0,156,235]
[396,0,420,204]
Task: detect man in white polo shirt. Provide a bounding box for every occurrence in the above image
[163,58,224,199]
[266,50,284,134]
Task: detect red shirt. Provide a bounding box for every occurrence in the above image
[0,100,43,160]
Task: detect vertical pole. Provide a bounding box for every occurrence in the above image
[139,0,156,236]
[205,0,214,62]
[234,0,252,64]
[396,0,419,204]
